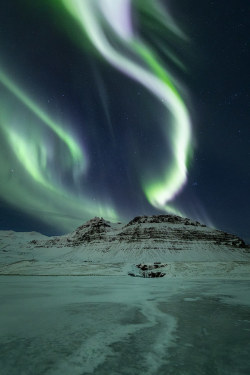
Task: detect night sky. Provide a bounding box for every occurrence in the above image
[0,0,249,242]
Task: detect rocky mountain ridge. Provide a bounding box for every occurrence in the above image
[30,215,247,251]
[1,215,250,276]
[31,215,248,249]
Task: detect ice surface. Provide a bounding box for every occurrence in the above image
[1,218,250,373]
[0,276,250,375]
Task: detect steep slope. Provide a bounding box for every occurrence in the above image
[1,215,248,264]
[1,215,250,276]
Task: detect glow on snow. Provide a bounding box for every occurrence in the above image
[0,0,193,230]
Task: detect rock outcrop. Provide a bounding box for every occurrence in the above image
[34,214,247,252]
[1,215,250,274]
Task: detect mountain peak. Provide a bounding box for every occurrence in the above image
[75,217,111,231]
[10,214,247,263]
[126,214,206,227]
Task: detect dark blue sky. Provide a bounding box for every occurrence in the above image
[0,0,249,242]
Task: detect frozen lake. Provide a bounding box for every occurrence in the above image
[0,276,250,375]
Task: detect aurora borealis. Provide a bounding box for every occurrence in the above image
[60,0,192,214]
[0,67,118,230]
[0,0,249,240]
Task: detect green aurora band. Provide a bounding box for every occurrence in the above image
[0,0,193,231]
[60,0,193,216]
[0,69,118,230]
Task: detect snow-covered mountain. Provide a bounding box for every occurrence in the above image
[0,215,249,277]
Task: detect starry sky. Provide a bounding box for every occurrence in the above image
[0,0,249,241]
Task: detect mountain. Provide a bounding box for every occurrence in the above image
[0,215,249,277]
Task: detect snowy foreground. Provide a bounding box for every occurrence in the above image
[0,276,250,375]
[1,216,250,374]
[1,260,250,279]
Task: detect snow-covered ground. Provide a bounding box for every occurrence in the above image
[0,276,250,375]
[1,217,249,373]
[1,260,250,279]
